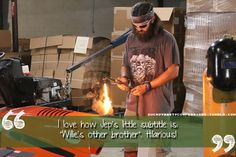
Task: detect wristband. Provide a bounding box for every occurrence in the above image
[145,82,152,92]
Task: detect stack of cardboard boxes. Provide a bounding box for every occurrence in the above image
[30,35,87,106]
[29,35,89,86]
[30,35,63,78]
[183,0,236,113]
[30,35,110,107]
[111,7,186,107]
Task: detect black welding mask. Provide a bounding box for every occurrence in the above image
[207,37,236,91]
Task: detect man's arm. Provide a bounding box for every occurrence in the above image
[150,64,179,88]
[131,64,179,96]
[116,66,131,91]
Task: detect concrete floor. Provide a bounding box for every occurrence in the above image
[92,147,203,157]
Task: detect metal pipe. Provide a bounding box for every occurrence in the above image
[66,44,113,73]
[66,29,132,73]
[0,0,3,29]
[11,0,18,52]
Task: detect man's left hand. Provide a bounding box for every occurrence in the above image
[131,84,147,96]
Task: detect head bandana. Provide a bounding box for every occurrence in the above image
[131,10,154,24]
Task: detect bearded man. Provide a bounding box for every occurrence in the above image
[116,2,180,157]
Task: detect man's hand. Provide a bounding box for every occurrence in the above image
[116,76,130,91]
[131,84,147,96]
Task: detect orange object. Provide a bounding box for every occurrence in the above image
[203,70,236,114]
[202,70,236,157]
[0,106,102,157]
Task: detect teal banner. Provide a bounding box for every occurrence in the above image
[0,114,235,148]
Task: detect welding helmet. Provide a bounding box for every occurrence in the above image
[207,37,236,91]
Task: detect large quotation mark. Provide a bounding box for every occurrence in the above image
[1,110,14,130]
[1,110,25,130]
[224,135,235,153]
[212,134,235,153]
[212,134,223,152]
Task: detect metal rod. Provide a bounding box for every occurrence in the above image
[0,0,3,29]
[66,44,113,73]
[66,29,132,73]
[11,0,19,52]
[103,76,123,84]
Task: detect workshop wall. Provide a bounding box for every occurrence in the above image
[4,0,158,39]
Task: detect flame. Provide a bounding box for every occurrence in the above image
[91,83,114,116]
[103,83,112,115]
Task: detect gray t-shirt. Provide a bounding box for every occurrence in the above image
[123,30,180,115]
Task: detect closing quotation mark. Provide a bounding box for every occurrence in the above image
[1,110,25,130]
[212,134,235,153]
[224,135,235,153]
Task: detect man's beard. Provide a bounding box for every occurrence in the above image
[133,25,155,42]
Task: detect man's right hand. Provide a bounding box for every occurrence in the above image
[116,76,130,91]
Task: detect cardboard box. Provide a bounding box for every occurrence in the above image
[60,50,75,57]
[30,35,62,55]
[57,36,77,70]
[30,35,63,76]
[30,37,47,50]
[73,53,87,64]
[31,70,43,77]
[70,79,84,89]
[0,30,11,51]
[71,66,86,80]
[54,67,86,89]
[30,55,44,71]
[58,35,77,49]
[114,8,131,32]
[111,56,123,78]
[43,69,54,78]
[113,7,186,35]
[71,67,86,89]
[187,0,236,13]
[111,31,126,57]
[53,35,88,89]
[54,68,68,84]
[155,8,185,35]
[44,54,58,70]
[55,35,110,90]
[58,53,74,69]
[19,38,30,51]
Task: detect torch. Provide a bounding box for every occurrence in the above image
[66,29,132,116]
